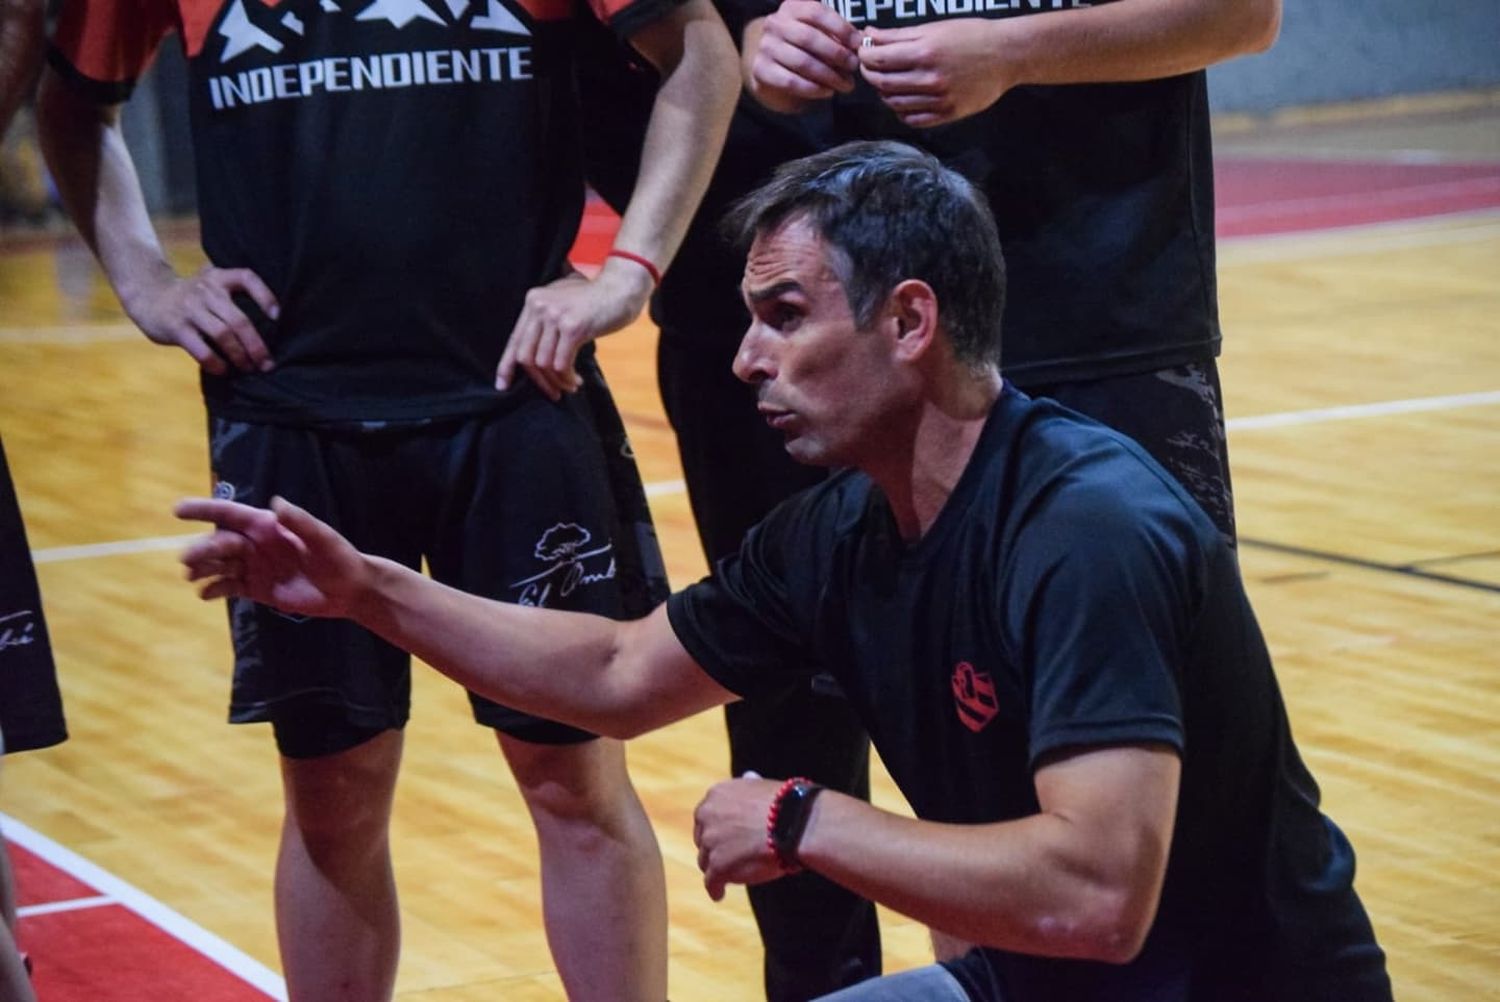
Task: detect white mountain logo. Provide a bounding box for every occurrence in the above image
[218,0,531,65]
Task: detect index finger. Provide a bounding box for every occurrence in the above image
[779,0,860,46]
[174,497,269,532]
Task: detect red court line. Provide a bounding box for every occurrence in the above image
[574,158,1500,264]
[1214,158,1500,237]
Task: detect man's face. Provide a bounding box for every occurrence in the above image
[734,218,905,469]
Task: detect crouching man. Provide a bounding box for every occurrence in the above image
[177,141,1391,1002]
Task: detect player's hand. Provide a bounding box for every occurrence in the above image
[128,265,279,375]
[693,772,792,901]
[495,259,653,402]
[175,497,368,620]
[860,18,1017,127]
[749,1,861,111]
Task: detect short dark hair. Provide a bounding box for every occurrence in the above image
[726,140,1006,368]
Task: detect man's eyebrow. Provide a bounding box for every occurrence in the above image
[743,280,804,305]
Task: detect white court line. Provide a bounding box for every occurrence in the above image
[32,532,200,564]
[1,813,288,1000]
[26,390,1500,567]
[1224,390,1500,431]
[0,324,137,345]
[17,894,113,918]
[1219,207,1500,260]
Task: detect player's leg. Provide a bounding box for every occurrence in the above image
[0,437,61,999]
[660,329,882,999]
[211,419,421,1002]
[275,720,403,1002]
[1020,360,1237,544]
[0,736,38,1002]
[497,732,668,1002]
[429,371,669,1001]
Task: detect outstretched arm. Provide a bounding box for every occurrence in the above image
[37,70,279,374]
[176,498,737,738]
[497,0,738,398]
[694,742,1179,962]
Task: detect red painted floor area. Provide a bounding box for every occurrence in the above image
[9,842,277,1001]
[1214,158,1500,237]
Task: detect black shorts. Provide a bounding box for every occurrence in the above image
[1019,360,1237,544]
[0,437,67,755]
[208,353,668,751]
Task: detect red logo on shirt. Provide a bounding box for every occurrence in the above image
[951,661,998,733]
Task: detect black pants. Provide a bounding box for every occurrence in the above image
[659,329,882,1000]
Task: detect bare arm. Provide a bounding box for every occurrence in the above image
[176,497,737,738]
[746,0,1281,125]
[695,742,1179,962]
[36,69,278,373]
[497,0,739,397]
[0,0,43,135]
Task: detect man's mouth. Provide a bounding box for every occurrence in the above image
[758,405,795,431]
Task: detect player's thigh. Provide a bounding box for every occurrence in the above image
[209,418,423,747]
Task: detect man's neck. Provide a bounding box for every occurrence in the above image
[870,370,1003,542]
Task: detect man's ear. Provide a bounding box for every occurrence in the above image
[888,279,939,363]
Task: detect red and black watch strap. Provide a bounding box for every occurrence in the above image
[766,777,824,873]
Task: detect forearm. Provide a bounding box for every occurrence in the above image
[37,72,175,315]
[350,557,712,739]
[795,793,1157,963]
[0,0,43,134]
[992,0,1280,87]
[612,2,738,275]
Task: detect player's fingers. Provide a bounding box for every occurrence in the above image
[704,867,727,903]
[172,325,230,375]
[203,287,274,372]
[223,268,281,321]
[180,530,248,565]
[198,577,244,602]
[267,497,328,559]
[186,557,240,583]
[188,301,257,372]
[762,35,856,94]
[520,362,565,402]
[175,497,270,533]
[862,66,946,98]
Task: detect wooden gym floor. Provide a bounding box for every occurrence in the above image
[1,96,1497,999]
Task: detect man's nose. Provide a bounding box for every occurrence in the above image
[732,327,772,385]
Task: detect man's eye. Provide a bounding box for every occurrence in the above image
[772,305,800,329]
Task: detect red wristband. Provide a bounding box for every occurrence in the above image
[606,248,662,286]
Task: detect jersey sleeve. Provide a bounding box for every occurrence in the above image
[1004,475,1201,769]
[48,0,177,103]
[588,0,691,43]
[665,494,827,700]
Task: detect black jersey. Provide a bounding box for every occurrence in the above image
[716,0,1220,385]
[51,0,684,424]
[668,387,1389,1001]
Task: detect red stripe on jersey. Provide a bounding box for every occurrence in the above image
[512,0,573,22]
[51,0,176,85]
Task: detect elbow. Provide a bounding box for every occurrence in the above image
[1046,890,1156,965]
[1235,0,1283,56]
